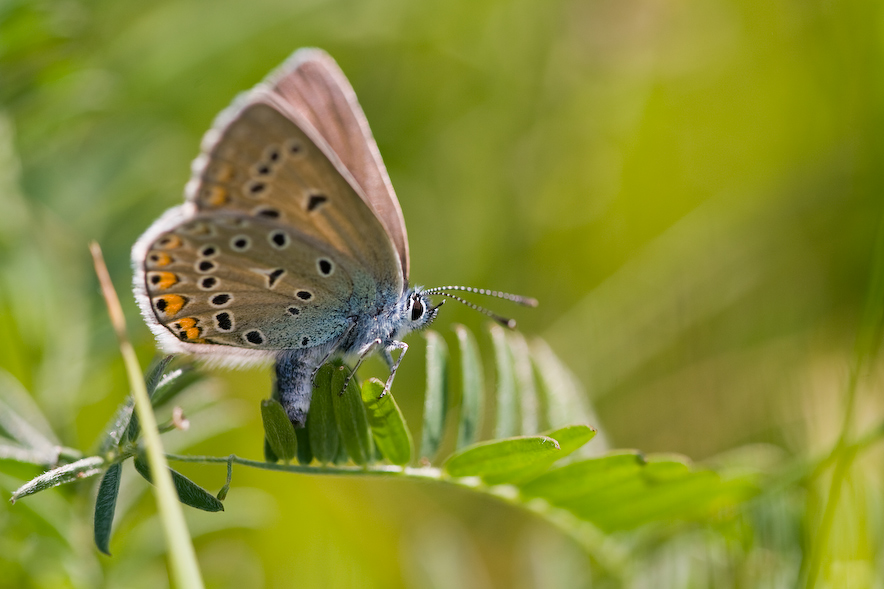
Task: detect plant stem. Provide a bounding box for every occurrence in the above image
[162,452,628,579]
[802,211,884,589]
[91,243,205,589]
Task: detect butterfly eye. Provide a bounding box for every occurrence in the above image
[411,298,424,321]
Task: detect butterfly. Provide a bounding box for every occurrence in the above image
[132,48,536,427]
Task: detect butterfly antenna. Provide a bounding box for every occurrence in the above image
[430,292,518,329]
[424,286,538,307]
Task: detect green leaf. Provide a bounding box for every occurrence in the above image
[0,371,60,450]
[530,339,590,430]
[519,451,645,501]
[334,440,349,465]
[421,330,449,460]
[10,456,106,502]
[444,436,560,481]
[93,462,122,555]
[331,365,373,466]
[642,454,692,482]
[128,361,201,443]
[134,457,224,512]
[295,427,313,465]
[491,425,598,485]
[361,378,412,466]
[263,437,279,463]
[0,395,56,454]
[145,355,174,396]
[97,401,135,454]
[0,441,58,465]
[571,469,724,532]
[454,325,484,449]
[514,449,754,532]
[307,364,339,464]
[260,399,298,462]
[508,331,540,434]
[490,325,518,438]
[150,365,203,408]
[545,424,597,456]
[566,455,694,517]
[126,357,172,442]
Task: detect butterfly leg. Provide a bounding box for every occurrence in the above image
[339,338,382,395]
[379,341,408,400]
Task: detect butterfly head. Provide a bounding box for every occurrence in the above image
[402,285,538,332]
[393,288,443,339]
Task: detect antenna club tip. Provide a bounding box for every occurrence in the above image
[523,297,539,307]
[505,318,517,329]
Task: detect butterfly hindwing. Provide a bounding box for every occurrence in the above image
[140,210,363,353]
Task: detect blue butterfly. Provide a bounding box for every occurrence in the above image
[133,49,535,426]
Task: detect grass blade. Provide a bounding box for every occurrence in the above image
[90,242,204,588]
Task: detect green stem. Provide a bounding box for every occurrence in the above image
[802,211,884,589]
[165,452,440,478]
[163,452,628,579]
[92,243,205,589]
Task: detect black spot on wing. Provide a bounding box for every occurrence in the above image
[306,193,328,212]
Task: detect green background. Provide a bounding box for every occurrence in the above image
[1,0,881,587]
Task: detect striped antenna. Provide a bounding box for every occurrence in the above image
[423,285,538,307]
[429,292,517,328]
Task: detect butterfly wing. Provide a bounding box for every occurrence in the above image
[133,63,404,364]
[134,207,371,359]
[267,48,410,280]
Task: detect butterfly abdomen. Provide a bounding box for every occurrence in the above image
[275,348,324,427]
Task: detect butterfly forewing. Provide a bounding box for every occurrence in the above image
[269,49,410,279]
[189,93,401,290]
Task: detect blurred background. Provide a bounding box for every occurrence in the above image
[1,0,882,587]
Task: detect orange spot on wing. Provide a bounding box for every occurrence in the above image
[172,316,202,341]
[156,235,183,249]
[152,272,179,290]
[155,294,186,316]
[214,163,234,183]
[150,252,172,267]
[205,186,229,207]
[175,317,197,329]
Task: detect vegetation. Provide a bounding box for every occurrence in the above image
[1,1,882,587]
